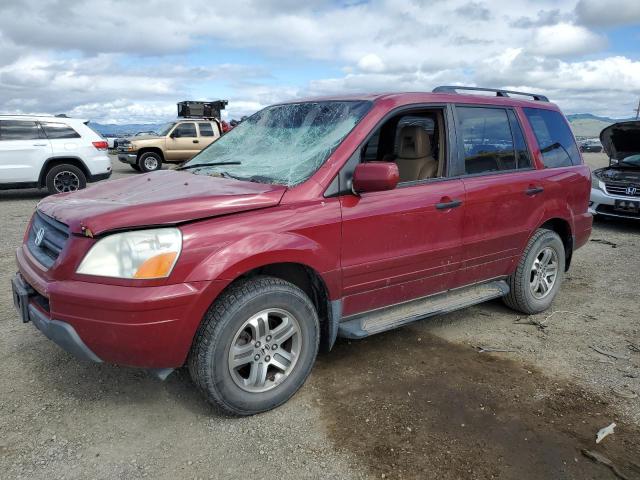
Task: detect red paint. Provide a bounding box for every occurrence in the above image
[352,162,399,193]
[15,91,592,369]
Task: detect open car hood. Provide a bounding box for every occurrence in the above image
[600,121,640,160]
[37,170,287,236]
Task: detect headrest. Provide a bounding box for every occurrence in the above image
[398,126,431,159]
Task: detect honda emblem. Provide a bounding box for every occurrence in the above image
[626,186,638,196]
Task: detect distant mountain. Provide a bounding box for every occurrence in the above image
[88,122,165,136]
[567,114,635,138]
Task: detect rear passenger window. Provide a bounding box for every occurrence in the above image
[199,123,214,137]
[0,120,42,140]
[41,122,80,139]
[457,107,517,174]
[523,108,580,168]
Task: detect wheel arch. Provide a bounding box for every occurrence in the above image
[538,217,573,271]
[38,156,89,187]
[136,147,165,161]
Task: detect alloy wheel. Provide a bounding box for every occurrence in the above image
[529,246,559,299]
[53,171,80,193]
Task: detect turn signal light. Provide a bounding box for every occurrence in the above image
[133,252,178,279]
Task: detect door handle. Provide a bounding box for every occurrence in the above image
[525,186,544,196]
[436,199,462,210]
[193,139,199,144]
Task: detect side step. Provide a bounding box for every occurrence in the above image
[338,280,509,339]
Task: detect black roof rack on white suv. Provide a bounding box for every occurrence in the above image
[432,86,549,102]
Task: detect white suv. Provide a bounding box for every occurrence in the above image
[0,115,112,194]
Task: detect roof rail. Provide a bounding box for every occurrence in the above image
[432,86,549,102]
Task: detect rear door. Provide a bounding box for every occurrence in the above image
[197,122,220,149]
[166,122,200,160]
[452,105,544,287]
[0,120,52,183]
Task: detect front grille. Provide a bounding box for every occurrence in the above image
[27,211,69,268]
[604,182,640,197]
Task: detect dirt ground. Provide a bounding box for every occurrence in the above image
[0,153,638,479]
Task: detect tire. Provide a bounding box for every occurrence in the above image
[189,276,320,416]
[137,152,162,172]
[503,228,565,315]
[45,164,87,195]
[130,164,141,172]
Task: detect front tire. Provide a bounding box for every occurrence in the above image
[503,229,565,315]
[45,164,87,194]
[189,276,320,416]
[137,152,162,172]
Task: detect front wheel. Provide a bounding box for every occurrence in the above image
[189,276,319,415]
[137,152,162,172]
[503,229,565,315]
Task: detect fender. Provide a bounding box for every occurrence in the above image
[38,156,90,187]
[185,231,342,299]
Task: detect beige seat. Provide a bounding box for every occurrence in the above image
[395,126,437,182]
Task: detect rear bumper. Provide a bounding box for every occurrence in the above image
[88,171,112,183]
[118,153,137,164]
[15,246,224,369]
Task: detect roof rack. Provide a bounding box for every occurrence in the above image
[432,86,549,102]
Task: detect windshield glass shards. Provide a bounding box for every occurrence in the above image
[181,100,371,186]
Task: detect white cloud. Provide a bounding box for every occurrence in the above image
[529,23,607,57]
[0,0,638,122]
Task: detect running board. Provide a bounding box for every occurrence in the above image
[338,280,509,339]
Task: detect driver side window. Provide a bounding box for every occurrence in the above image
[174,123,197,138]
[361,109,446,184]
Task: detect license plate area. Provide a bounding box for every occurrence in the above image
[11,275,34,323]
[614,199,640,213]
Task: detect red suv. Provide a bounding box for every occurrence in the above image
[12,87,592,415]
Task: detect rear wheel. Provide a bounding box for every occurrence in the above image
[45,164,86,194]
[189,276,319,415]
[503,229,565,314]
[137,152,162,173]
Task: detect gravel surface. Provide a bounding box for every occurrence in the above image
[0,153,638,479]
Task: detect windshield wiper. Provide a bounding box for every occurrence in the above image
[177,161,241,171]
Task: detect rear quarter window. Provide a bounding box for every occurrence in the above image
[41,122,81,139]
[523,108,580,168]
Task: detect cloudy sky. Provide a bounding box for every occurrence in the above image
[1,0,639,124]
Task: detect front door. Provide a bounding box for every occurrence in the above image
[0,120,52,183]
[166,122,200,161]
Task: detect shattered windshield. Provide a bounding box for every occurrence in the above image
[182,100,372,186]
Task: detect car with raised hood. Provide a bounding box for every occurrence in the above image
[590,120,640,219]
[12,87,592,415]
[0,115,111,194]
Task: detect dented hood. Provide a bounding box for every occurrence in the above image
[600,121,640,160]
[37,170,287,235]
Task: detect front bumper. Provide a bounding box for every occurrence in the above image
[118,153,137,164]
[590,187,640,219]
[15,245,224,369]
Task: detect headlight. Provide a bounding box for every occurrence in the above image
[127,144,137,151]
[591,174,605,191]
[77,228,182,279]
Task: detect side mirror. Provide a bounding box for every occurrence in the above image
[352,162,399,194]
[170,130,179,138]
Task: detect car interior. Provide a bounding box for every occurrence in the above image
[361,109,446,183]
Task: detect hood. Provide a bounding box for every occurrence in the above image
[600,121,640,160]
[37,170,287,236]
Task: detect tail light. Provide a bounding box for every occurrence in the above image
[92,141,109,150]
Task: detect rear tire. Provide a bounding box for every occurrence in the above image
[503,229,565,315]
[45,164,86,195]
[137,152,162,173]
[189,276,319,416]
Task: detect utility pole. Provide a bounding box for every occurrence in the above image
[636,98,640,120]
